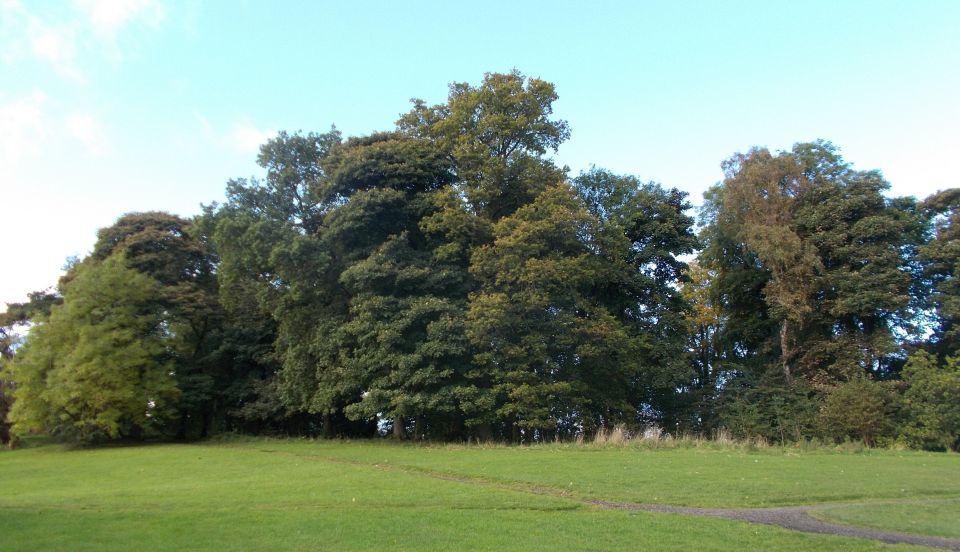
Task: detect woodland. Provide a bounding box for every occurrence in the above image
[2,71,958,450]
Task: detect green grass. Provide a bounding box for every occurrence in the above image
[236,438,960,507]
[1,438,955,551]
[813,501,960,539]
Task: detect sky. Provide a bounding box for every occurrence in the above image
[2,0,959,308]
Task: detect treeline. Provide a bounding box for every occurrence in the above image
[1,71,958,449]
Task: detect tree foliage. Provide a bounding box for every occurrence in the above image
[1,291,62,445]
[817,377,898,446]
[918,189,960,357]
[701,142,919,390]
[5,257,179,443]
[899,351,960,451]
[6,73,958,448]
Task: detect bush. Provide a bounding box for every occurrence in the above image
[899,351,960,451]
[817,377,898,446]
[719,379,819,445]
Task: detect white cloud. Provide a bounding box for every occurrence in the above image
[0,0,167,78]
[0,1,30,64]
[0,92,49,167]
[73,0,165,38]
[66,112,111,155]
[27,20,83,80]
[228,121,275,154]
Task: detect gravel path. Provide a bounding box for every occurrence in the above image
[592,500,960,550]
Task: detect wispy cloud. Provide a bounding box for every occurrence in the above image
[27,19,83,80]
[227,121,275,154]
[0,94,113,176]
[0,92,49,166]
[66,112,111,155]
[1,0,167,79]
[73,0,165,39]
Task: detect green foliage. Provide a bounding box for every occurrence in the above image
[816,377,898,446]
[719,377,819,444]
[90,212,247,439]
[207,129,349,434]
[330,136,469,437]
[695,142,933,447]
[1,291,63,445]
[10,72,954,448]
[468,184,627,434]
[4,256,179,443]
[919,189,960,357]
[0,365,11,445]
[703,141,916,385]
[573,168,697,426]
[681,262,723,431]
[899,351,960,451]
[398,69,569,221]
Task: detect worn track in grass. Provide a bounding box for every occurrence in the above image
[592,500,960,550]
[252,445,960,550]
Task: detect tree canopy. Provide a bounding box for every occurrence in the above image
[2,72,957,450]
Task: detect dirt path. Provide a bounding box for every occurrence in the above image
[591,500,960,550]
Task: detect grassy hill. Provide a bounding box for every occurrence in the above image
[1,438,957,551]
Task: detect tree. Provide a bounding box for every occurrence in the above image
[325,134,470,439]
[209,128,353,436]
[681,262,724,431]
[918,189,960,357]
[0,334,12,444]
[467,183,641,439]
[701,142,918,387]
[90,211,236,439]
[1,291,62,445]
[574,168,698,428]
[4,256,179,443]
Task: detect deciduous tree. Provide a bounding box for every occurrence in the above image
[5,257,179,443]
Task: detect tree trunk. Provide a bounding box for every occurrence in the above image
[393,416,405,440]
[413,415,424,440]
[473,421,492,442]
[322,413,333,438]
[780,320,793,384]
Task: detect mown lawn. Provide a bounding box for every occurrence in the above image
[1,438,956,551]
[813,501,960,539]
[245,438,960,507]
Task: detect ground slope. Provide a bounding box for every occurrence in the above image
[1,440,957,551]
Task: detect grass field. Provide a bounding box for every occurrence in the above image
[813,502,960,539]
[1,438,957,551]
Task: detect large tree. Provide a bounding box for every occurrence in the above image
[4,256,180,443]
[467,184,637,439]
[208,129,353,435]
[90,211,242,439]
[325,134,471,439]
[701,142,919,387]
[574,168,698,427]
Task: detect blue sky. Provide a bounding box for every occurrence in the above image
[2,0,959,307]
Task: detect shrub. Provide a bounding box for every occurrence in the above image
[720,379,819,445]
[899,351,960,451]
[816,377,898,446]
